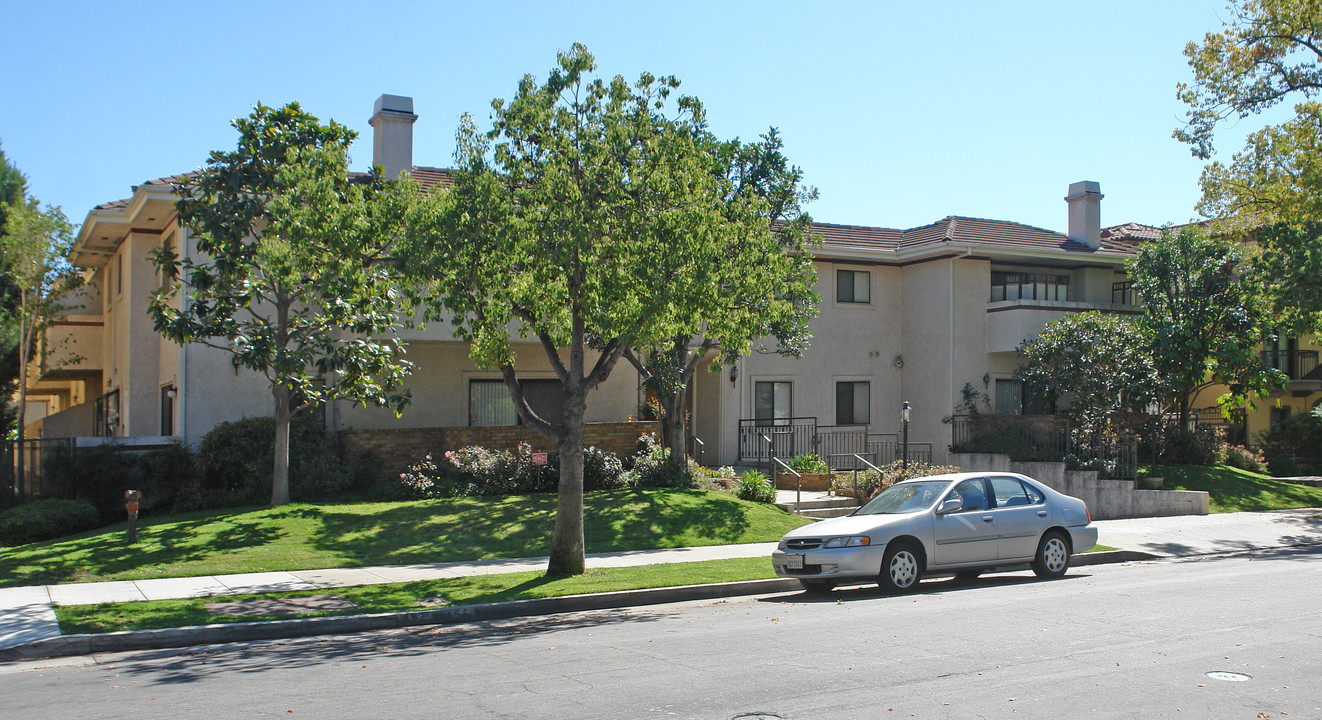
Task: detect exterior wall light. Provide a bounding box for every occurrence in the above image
[729,364,738,386]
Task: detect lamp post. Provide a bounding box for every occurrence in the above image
[901,400,911,471]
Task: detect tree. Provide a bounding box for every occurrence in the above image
[623,129,819,473]
[1014,312,1165,429]
[401,44,793,575]
[1129,226,1280,427]
[0,198,83,452]
[1175,0,1322,332]
[0,142,31,435]
[152,102,415,506]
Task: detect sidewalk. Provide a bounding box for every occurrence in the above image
[2,508,1319,660]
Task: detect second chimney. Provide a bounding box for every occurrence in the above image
[1064,181,1103,249]
[370,94,417,180]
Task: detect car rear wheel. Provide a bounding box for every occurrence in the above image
[879,541,922,593]
[1031,531,1071,579]
[799,579,836,593]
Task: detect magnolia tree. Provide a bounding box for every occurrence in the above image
[624,129,819,474]
[152,102,416,506]
[400,44,804,575]
[1176,0,1322,333]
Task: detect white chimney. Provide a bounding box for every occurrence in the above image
[370,94,417,180]
[1064,180,1103,249]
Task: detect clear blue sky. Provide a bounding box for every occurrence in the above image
[0,1,1256,234]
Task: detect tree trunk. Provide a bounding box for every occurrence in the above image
[271,386,292,506]
[547,378,587,576]
[662,391,687,474]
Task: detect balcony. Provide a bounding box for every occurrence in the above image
[1264,350,1322,395]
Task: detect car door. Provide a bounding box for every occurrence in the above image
[989,476,1051,561]
[932,477,998,566]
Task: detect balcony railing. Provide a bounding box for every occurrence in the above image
[1263,349,1320,381]
[738,419,932,469]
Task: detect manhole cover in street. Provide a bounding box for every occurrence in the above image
[1206,671,1252,682]
[731,714,783,720]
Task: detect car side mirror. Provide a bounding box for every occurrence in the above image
[937,498,963,515]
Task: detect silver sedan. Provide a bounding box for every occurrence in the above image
[771,471,1099,593]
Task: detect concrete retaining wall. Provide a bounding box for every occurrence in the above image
[950,453,1209,520]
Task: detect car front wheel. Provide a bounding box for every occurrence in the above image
[879,541,922,593]
[1031,531,1071,579]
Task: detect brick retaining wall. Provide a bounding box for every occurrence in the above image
[339,421,661,480]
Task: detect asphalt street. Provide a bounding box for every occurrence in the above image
[1,547,1317,719]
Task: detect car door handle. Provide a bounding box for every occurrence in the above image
[1037,511,1048,517]
[982,515,994,523]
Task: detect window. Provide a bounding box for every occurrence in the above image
[469,379,563,426]
[949,478,989,513]
[754,381,792,425]
[991,271,1069,302]
[990,476,1042,507]
[835,381,870,425]
[160,384,176,436]
[94,390,120,437]
[995,379,1022,415]
[1112,280,1136,305]
[836,269,871,304]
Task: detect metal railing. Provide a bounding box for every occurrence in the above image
[3,438,76,508]
[738,417,816,463]
[688,436,705,466]
[773,457,802,512]
[1262,349,1320,380]
[949,414,1070,461]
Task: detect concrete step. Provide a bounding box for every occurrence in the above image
[775,497,859,511]
[795,506,860,519]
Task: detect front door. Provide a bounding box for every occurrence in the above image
[932,478,998,566]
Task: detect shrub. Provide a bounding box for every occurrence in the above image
[1157,426,1224,466]
[1222,444,1269,474]
[737,469,776,504]
[583,446,628,491]
[830,460,962,499]
[1258,410,1322,476]
[189,414,356,508]
[444,442,558,496]
[624,434,696,489]
[787,454,830,474]
[41,442,193,521]
[0,499,101,546]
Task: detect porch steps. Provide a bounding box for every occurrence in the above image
[776,496,861,519]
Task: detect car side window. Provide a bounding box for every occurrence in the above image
[990,476,1030,508]
[949,479,988,512]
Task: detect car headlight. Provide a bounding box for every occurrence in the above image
[823,536,870,548]
[777,539,788,550]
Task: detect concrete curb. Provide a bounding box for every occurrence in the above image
[0,578,805,662]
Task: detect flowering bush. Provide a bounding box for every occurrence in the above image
[397,442,626,498]
[787,454,830,474]
[736,469,776,503]
[624,434,696,488]
[1222,444,1269,474]
[830,460,962,499]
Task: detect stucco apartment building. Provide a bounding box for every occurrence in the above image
[21,94,1320,469]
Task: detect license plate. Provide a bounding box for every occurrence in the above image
[787,554,804,570]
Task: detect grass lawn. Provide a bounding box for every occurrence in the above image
[55,557,777,634]
[0,489,813,589]
[1146,464,1322,513]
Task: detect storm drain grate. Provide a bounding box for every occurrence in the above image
[1206,671,1252,682]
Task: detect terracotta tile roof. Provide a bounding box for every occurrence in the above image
[410,166,455,190]
[1100,222,1162,246]
[814,215,1140,258]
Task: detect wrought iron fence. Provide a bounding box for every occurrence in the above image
[2,438,76,508]
[948,414,1137,481]
[738,417,817,463]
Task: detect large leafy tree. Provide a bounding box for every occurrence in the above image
[152,103,415,506]
[0,142,31,435]
[0,197,83,454]
[1175,0,1322,332]
[1015,312,1165,429]
[624,129,819,473]
[401,44,793,575]
[1129,226,1280,426]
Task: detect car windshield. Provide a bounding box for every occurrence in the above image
[856,480,950,515]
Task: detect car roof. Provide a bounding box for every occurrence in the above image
[894,471,1032,484]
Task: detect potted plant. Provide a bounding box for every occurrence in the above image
[777,454,832,491]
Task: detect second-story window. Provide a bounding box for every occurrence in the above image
[836,269,870,304]
[835,381,870,425]
[991,271,1069,302]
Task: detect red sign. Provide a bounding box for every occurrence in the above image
[532,453,549,466]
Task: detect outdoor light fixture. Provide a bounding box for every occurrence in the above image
[729,364,738,386]
[166,387,177,399]
[900,400,911,471]
[1147,399,1162,416]
[893,355,904,369]
[231,355,242,376]
[983,373,991,387]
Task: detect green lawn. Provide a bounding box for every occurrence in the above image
[1146,465,1322,513]
[0,489,813,588]
[55,557,777,634]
